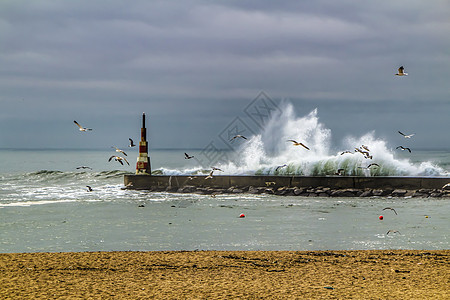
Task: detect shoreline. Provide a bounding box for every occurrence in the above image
[1,249,449,299]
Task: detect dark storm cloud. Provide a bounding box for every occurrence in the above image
[0,0,449,149]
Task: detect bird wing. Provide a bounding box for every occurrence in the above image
[287,140,297,144]
[241,135,247,139]
[120,150,127,156]
[74,120,83,129]
[398,131,405,136]
[299,143,310,150]
[123,157,130,165]
[398,66,404,74]
[108,155,116,162]
[405,148,411,153]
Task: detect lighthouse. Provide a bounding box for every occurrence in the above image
[136,112,151,175]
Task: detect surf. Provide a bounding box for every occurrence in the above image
[159,102,446,177]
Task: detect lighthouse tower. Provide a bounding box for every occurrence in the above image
[136,112,151,175]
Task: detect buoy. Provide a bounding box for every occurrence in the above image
[379,215,383,220]
[239,213,245,218]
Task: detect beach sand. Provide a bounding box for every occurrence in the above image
[1,250,448,299]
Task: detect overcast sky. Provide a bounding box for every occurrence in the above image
[0,0,449,151]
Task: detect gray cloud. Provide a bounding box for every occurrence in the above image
[0,0,449,150]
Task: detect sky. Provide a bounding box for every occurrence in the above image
[0,0,449,151]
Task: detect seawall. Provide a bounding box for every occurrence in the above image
[124,175,450,197]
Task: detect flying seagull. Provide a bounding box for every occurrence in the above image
[211,167,224,172]
[355,148,372,159]
[86,185,93,192]
[396,146,411,153]
[112,146,127,156]
[184,152,194,159]
[108,155,130,166]
[276,164,287,172]
[395,66,408,76]
[383,207,398,215]
[361,145,370,152]
[398,131,415,138]
[358,163,380,170]
[128,138,136,147]
[73,120,92,131]
[76,166,92,170]
[205,170,214,180]
[386,230,401,235]
[287,140,310,150]
[230,135,247,142]
[340,151,353,155]
[335,168,345,176]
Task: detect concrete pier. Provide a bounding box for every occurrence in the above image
[124,174,449,197]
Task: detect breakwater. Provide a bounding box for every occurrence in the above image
[124,175,450,197]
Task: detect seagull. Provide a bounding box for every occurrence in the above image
[287,140,310,150]
[76,166,92,170]
[211,167,224,172]
[383,207,398,215]
[187,176,197,180]
[108,155,130,166]
[73,120,92,131]
[361,145,370,152]
[230,135,247,142]
[340,151,353,155]
[386,230,401,235]
[398,131,415,138]
[358,163,380,170]
[276,164,287,172]
[184,152,194,159]
[395,66,408,76]
[205,170,214,180]
[112,146,127,156]
[335,168,345,176]
[442,183,450,189]
[128,138,136,147]
[396,146,411,153]
[265,181,276,186]
[86,185,93,192]
[354,148,372,159]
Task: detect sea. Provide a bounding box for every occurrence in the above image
[1,147,449,253]
[1,105,449,253]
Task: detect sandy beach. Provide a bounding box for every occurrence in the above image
[1,250,448,299]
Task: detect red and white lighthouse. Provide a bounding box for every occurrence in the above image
[136,112,151,175]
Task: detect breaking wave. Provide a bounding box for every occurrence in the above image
[160,102,447,177]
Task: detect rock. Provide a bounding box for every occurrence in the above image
[276,187,288,195]
[232,188,244,194]
[293,188,305,196]
[429,192,442,198]
[392,189,407,196]
[265,188,275,194]
[248,186,259,194]
[360,190,372,197]
[331,189,356,197]
[412,192,428,198]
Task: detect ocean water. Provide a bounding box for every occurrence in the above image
[1,147,449,253]
[1,105,449,253]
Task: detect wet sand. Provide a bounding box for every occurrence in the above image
[1,250,448,299]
